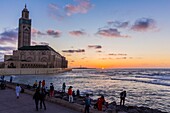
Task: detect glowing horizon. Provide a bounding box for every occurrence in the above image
[0,0,170,68]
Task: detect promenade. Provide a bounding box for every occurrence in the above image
[0,88,81,113]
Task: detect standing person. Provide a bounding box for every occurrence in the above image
[120,91,126,106]
[84,94,91,113]
[15,84,21,99]
[10,76,13,83]
[38,81,41,88]
[33,88,40,111]
[42,80,45,88]
[68,86,73,103]
[50,83,54,97]
[76,89,80,97]
[62,82,66,93]
[97,95,105,111]
[33,80,37,88]
[40,88,46,110]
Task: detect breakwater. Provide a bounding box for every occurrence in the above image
[0,68,72,75]
[5,82,167,113]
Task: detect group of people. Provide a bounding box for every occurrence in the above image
[66,85,80,103]
[84,90,126,113]
[14,79,127,112]
[33,87,47,111]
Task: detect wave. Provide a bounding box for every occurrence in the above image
[135,75,170,80]
[111,77,170,87]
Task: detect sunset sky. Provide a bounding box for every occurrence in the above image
[0,0,170,68]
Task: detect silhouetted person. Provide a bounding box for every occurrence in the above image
[40,88,46,110]
[50,83,54,97]
[120,91,126,106]
[10,76,13,83]
[42,80,45,88]
[72,90,76,97]
[76,89,80,97]
[33,88,40,111]
[38,81,41,88]
[84,94,91,113]
[62,82,66,93]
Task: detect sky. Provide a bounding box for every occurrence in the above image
[0,0,170,68]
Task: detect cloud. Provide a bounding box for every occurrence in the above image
[48,0,93,20]
[88,45,102,49]
[64,0,93,16]
[47,30,61,37]
[96,50,102,53]
[107,21,129,28]
[116,57,127,59]
[0,52,4,55]
[0,28,18,45]
[31,41,49,45]
[131,18,156,32]
[49,3,59,10]
[96,28,129,38]
[48,3,65,20]
[69,30,86,36]
[0,46,16,51]
[32,28,62,38]
[31,41,38,45]
[32,28,46,37]
[108,53,117,56]
[39,42,49,45]
[108,53,127,56]
[62,49,85,53]
[81,57,86,59]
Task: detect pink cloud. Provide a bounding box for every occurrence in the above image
[32,28,46,37]
[0,28,18,45]
[31,41,38,45]
[69,30,86,36]
[97,28,129,38]
[64,0,93,16]
[131,18,157,32]
[47,30,61,37]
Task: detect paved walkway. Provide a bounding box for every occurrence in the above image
[0,88,81,113]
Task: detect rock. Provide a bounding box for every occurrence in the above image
[128,108,140,113]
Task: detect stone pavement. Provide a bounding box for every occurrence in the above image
[0,88,81,113]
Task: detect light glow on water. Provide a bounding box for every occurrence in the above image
[5,69,170,112]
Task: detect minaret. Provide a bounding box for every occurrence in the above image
[18,4,31,49]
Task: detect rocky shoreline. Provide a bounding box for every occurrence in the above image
[2,81,168,113]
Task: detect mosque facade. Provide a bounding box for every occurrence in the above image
[3,5,68,68]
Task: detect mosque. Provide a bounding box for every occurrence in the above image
[2,5,68,68]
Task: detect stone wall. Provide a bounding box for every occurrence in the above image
[0,68,72,75]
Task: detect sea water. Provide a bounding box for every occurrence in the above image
[5,69,170,112]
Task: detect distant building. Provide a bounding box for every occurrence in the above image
[2,5,68,68]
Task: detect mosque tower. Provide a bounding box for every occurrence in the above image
[18,4,31,49]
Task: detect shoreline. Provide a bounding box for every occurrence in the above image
[2,81,167,113]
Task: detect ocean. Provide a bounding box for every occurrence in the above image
[5,69,170,112]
